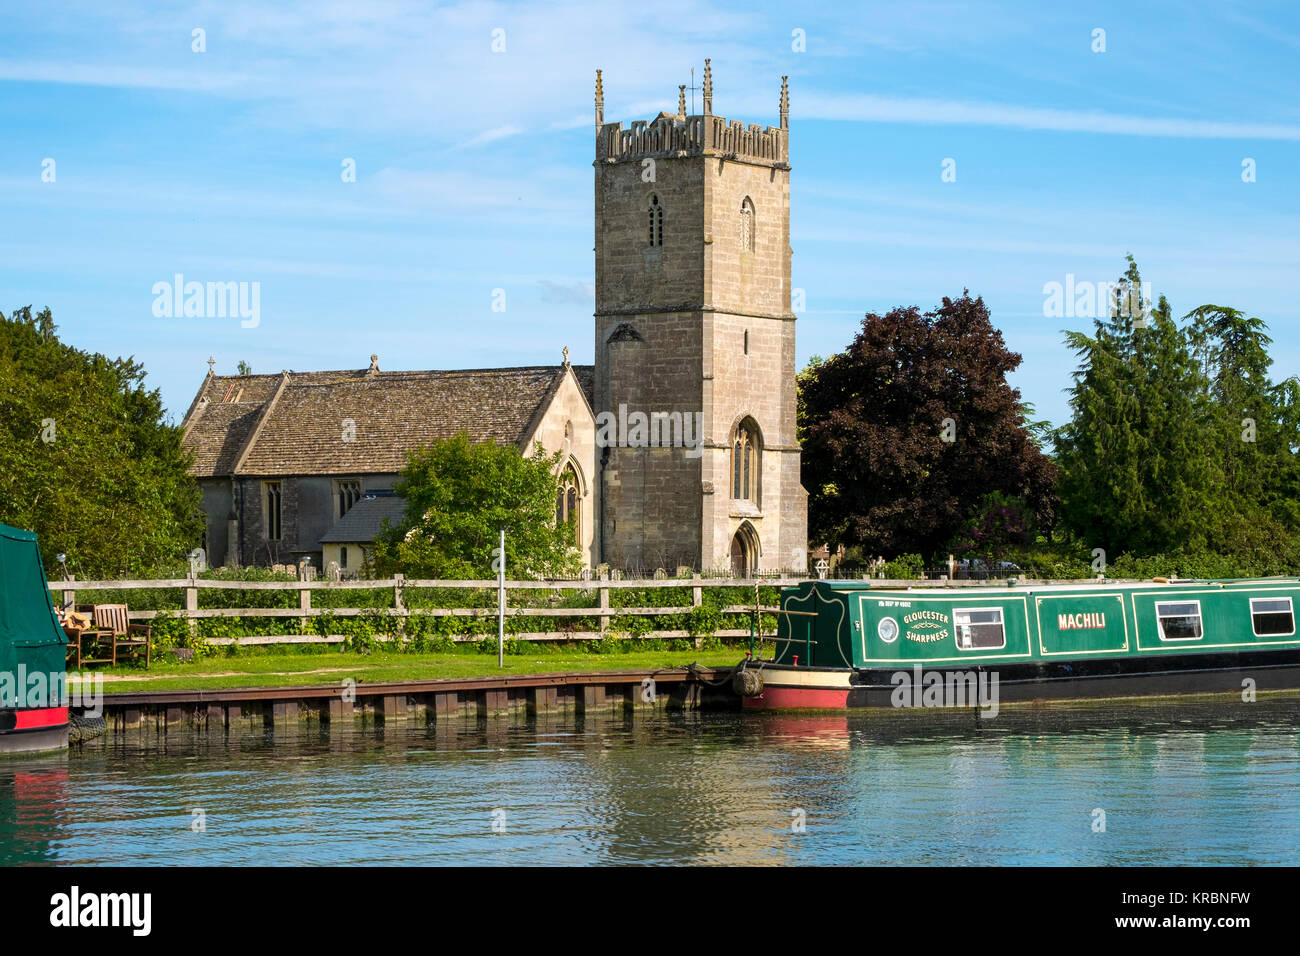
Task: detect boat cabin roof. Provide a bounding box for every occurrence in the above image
[804,577,1300,596]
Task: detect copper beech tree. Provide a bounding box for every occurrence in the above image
[799,292,1057,560]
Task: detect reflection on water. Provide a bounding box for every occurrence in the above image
[2,696,1298,865]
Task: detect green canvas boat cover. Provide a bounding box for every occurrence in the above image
[0,522,66,678]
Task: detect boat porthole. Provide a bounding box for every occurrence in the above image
[878,617,899,643]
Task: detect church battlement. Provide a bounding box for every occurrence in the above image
[597,114,787,166]
[594,61,789,167]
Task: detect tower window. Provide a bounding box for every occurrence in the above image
[731,420,760,503]
[648,194,663,247]
[740,197,755,252]
[744,329,749,354]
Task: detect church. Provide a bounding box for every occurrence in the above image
[180,62,808,575]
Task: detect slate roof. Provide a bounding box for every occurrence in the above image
[182,364,595,478]
[319,495,409,544]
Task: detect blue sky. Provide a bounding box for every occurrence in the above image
[2,1,1297,430]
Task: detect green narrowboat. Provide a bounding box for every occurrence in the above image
[0,523,70,753]
[736,577,1300,710]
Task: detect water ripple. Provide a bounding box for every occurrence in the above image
[2,697,1298,865]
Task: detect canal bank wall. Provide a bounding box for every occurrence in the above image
[92,667,741,735]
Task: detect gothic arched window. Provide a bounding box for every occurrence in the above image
[740,196,755,252]
[556,464,581,544]
[731,419,760,503]
[648,194,663,247]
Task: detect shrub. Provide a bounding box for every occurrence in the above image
[882,554,925,579]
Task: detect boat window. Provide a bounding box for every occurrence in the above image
[954,607,1004,650]
[1155,601,1202,641]
[1250,597,1294,637]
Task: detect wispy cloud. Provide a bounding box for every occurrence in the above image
[0,58,257,92]
[369,167,578,213]
[538,279,594,305]
[797,92,1300,141]
[453,125,524,149]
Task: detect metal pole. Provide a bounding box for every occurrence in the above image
[498,528,505,668]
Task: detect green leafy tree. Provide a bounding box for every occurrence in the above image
[0,306,203,576]
[799,291,1057,557]
[371,433,581,579]
[795,354,824,444]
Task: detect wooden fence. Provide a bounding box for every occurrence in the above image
[49,573,1092,646]
[49,574,805,645]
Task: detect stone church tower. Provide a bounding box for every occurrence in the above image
[593,62,808,573]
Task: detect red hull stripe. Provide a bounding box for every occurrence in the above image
[13,707,69,730]
[743,686,850,710]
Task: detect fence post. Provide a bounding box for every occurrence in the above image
[693,574,704,650]
[496,528,505,669]
[299,580,311,634]
[599,572,610,634]
[61,574,76,612]
[393,573,406,644]
[185,573,198,642]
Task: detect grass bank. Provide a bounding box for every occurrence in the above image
[76,647,750,694]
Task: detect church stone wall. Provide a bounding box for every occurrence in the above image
[700,310,801,572]
[704,158,791,318]
[595,147,711,570]
[199,479,232,566]
[594,155,704,314]
[520,369,599,568]
[597,318,703,570]
[294,477,335,556]
[215,472,399,569]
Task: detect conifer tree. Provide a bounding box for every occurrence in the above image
[1186,304,1298,548]
[1057,258,1222,555]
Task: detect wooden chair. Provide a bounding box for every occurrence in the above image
[62,605,114,669]
[91,604,152,667]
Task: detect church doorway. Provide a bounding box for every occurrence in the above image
[730,523,758,577]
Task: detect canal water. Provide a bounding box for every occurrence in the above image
[3,696,1298,865]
